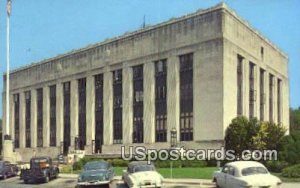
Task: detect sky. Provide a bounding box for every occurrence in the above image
[0,0,299,116]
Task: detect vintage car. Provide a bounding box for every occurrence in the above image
[0,161,18,179]
[123,161,164,188]
[77,160,114,186]
[213,161,282,188]
[21,156,59,184]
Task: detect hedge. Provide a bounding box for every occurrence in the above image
[281,164,300,178]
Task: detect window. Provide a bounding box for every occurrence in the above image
[95,74,103,153]
[260,69,265,121]
[179,53,193,141]
[261,47,264,60]
[237,55,243,115]
[133,65,144,143]
[155,59,167,142]
[113,70,123,144]
[37,88,43,147]
[269,74,274,122]
[63,82,71,154]
[78,78,86,150]
[25,91,31,148]
[277,79,282,123]
[14,94,20,148]
[50,85,56,146]
[249,62,256,119]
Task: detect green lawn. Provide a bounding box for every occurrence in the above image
[62,166,217,179]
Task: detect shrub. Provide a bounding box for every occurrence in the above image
[281,164,300,178]
[111,159,129,167]
[264,160,289,173]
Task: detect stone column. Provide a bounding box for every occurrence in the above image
[30,89,37,148]
[264,71,270,122]
[273,77,278,123]
[253,65,258,118]
[43,86,50,147]
[70,80,79,149]
[123,66,133,144]
[103,70,113,145]
[2,93,6,140]
[9,94,15,141]
[85,76,95,153]
[167,56,180,142]
[56,83,64,147]
[243,59,249,117]
[143,62,155,144]
[19,92,26,148]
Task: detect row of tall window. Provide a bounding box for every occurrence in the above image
[13,53,194,150]
[237,55,282,123]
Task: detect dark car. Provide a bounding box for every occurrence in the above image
[77,161,114,187]
[0,161,18,179]
[21,156,59,184]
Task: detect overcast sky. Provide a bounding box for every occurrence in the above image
[0,0,299,116]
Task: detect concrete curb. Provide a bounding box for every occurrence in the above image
[164,178,215,186]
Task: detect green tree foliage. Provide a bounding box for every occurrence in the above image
[225,116,287,155]
[279,130,300,165]
[290,107,300,131]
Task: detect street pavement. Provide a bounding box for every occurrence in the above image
[0,175,298,188]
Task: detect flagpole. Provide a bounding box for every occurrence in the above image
[6,6,10,137]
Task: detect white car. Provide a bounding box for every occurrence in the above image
[213,161,282,188]
[122,161,164,188]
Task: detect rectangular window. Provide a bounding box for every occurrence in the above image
[113,70,123,144]
[63,82,71,154]
[260,69,265,121]
[14,94,20,149]
[237,55,243,116]
[37,88,43,147]
[179,53,193,141]
[133,65,144,143]
[95,74,104,153]
[25,91,31,148]
[155,59,167,142]
[249,62,256,119]
[50,85,56,146]
[269,74,274,122]
[78,78,86,150]
[277,79,282,123]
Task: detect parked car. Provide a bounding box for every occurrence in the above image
[21,156,59,184]
[77,160,114,186]
[213,161,282,188]
[123,161,164,188]
[0,161,18,179]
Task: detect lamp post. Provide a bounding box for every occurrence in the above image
[170,127,177,179]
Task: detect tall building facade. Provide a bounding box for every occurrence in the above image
[2,3,289,161]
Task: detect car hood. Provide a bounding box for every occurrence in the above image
[79,170,109,182]
[240,174,281,186]
[129,171,163,182]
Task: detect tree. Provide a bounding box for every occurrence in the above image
[279,130,300,164]
[290,107,300,131]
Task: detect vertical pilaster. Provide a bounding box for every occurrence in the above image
[2,93,6,139]
[56,83,64,147]
[19,92,26,148]
[30,89,37,148]
[273,77,278,123]
[86,76,95,151]
[253,65,258,118]
[70,80,79,148]
[144,62,155,144]
[103,70,113,145]
[123,66,133,144]
[265,71,270,121]
[167,56,180,142]
[10,94,15,140]
[43,86,50,147]
[243,59,249,117]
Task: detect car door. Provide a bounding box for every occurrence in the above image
[218,166,229,187]
[225,166,237,188]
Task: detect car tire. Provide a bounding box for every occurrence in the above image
[24,180,28,184]
[3,174,7,180]
[215,180,221,188]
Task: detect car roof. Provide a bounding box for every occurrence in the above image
[85,160,107,165]
[226,161,265,169]
[128,161,153,167]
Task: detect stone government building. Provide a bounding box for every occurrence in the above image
[2,3,289,161]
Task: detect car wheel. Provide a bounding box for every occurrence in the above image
[215,179,221,188]
[3,174,7,180]
[24,180,28,184]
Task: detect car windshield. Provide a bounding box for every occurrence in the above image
[133,165,154,172]
[241,167,268,176]
[84,162,108,171]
